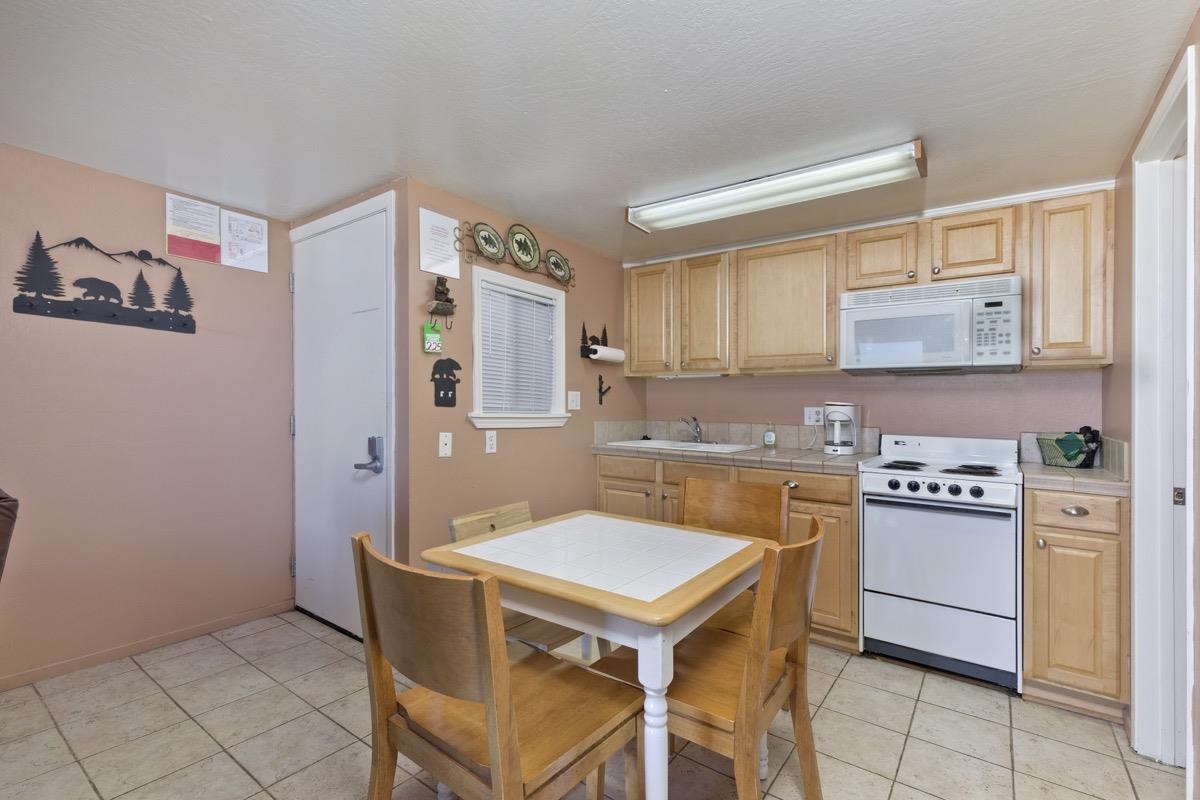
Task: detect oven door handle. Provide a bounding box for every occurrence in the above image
[864,496,1015,519]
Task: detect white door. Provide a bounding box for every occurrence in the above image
[291,192,394,636]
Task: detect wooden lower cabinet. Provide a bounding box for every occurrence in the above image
[596,478,657,520]
[1023,490,1128,720]
[790,499,857,642]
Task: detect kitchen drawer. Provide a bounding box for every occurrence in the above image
[1030,490,1121,535]
[662,461,733,486]
[736,467,852,505]
[597,455,657,482]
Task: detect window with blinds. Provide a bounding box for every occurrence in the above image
[470,267,568,428]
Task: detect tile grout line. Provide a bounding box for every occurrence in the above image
[1113,722,1143,800]
[28,678,106,799]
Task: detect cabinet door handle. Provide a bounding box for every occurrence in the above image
[1031,346,1042,356]
[783,480,799,489]
[664,361,671,369]
[932,266,942,275]
[1036,538,1046,549]
[825,354,834,362]
[644,489,652,497]
[662,493,668,499]
[1061,505,1090,517]
[907,270,917,278]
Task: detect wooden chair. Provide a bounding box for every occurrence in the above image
[450,502,609,660]
[590,520,824,800]
[677,478,789,638]
[0,488,15,583]
[352,532,644,800]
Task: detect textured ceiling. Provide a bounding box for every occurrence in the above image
[2,0,1196,260]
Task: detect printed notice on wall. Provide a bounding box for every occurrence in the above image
[220,209,269,273]
[165,193,221,264]
[419,207,460,279]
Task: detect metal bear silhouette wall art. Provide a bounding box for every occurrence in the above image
[431,357,462,407]
[12,231,197,334]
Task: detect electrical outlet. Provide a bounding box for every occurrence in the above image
[484,430,497,454]
[567,390,581,411]
[438,432,452,458]
[804,407,825,426]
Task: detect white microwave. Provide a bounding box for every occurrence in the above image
[839,276,1022,374]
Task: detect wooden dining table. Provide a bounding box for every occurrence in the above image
[421,510,768,800]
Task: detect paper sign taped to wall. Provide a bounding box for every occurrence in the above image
[166,193,221,264]
[419,207,460,279]
[220,209,269,272]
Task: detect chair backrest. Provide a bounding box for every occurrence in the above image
[679,478,789,542]
[449,501,533,542]
[352,532,507,703]
[0,489,16,583]
[737,517,823,725]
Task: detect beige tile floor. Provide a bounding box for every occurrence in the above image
[0,611,1185,800]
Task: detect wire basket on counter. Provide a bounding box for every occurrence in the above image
[1037,432,1100,468]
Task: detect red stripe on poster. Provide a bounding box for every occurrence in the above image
[167,234,220,263]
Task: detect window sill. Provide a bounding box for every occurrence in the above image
[467,412,570,430]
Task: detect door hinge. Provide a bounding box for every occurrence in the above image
[289,555,296,578]
[288,414,296,436]
[289,273,295,293]
[1174,487,1187,506]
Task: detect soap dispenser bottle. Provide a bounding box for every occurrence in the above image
[763,422,776,448]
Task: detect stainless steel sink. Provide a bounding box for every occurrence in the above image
[605,439,758,454]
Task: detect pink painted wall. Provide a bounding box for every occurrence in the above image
[646,370,1102,438]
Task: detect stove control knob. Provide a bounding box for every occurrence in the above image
[887,479,901,491]
[969,485,985,499]
[927,482,941,494]
[947,484,962,496]
[907,481,921,493]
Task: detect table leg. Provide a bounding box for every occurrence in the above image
[637,631,674,800]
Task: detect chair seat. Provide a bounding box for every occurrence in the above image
[395,647,642,787]
[700,590,755,638]
[590,627,786,732]
[502,609,537,630]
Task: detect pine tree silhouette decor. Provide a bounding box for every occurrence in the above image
[15,231,65,298]
[164,269,194,314]
[128,269,155,310]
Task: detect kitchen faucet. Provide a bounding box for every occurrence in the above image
[678,416,703,443]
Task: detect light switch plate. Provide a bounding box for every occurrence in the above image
[484,430,497,454]
[804,407,825,426]
[567,390,581,410]
[438,432,452,458]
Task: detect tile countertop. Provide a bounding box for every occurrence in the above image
[592,443,1131,495]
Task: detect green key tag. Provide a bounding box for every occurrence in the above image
[422,321,443,353]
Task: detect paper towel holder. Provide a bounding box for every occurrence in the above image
[580,323,609,358]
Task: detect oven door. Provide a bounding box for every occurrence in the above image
[862,494,1017,618]
[840,298,972,371]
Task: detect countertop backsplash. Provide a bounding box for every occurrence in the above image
[594,420,881,455]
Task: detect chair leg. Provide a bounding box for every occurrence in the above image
[585,763,606,800]
[625,718,645,800]
[790,673,823,800]
[733,741,762,800]
[758,733,769,781]
[581,634,593,660]
[366,733,398,800]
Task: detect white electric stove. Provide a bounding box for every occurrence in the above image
[859,435,1023,690]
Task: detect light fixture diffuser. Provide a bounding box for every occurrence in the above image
[626,139,926,232]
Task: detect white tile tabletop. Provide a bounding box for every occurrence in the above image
[455,513,752,601]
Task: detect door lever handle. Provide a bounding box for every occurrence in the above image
[354,436,384,475]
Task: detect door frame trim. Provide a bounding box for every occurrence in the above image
[1131,46,1195,773]
[290,190,397,559]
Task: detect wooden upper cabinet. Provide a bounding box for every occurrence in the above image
[845,222,920,289]
[735,236,839,372]
[1027,191,1111,366]
[625,262,673,376]
[678,253,730,372]
[931,206,1016,280]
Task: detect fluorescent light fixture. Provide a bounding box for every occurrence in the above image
[626,139,926,232]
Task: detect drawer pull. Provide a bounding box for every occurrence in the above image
[1061,505,1090,517]
[783,480,799,489]
[644,489,651,497]
[1036,538,1046,549]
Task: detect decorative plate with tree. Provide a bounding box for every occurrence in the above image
[545,250,572,285]
[472,222,506,262]
[507,224,541,271]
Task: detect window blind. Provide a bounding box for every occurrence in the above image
[478,281,557,414]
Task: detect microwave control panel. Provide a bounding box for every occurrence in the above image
[972,295,1021,365]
